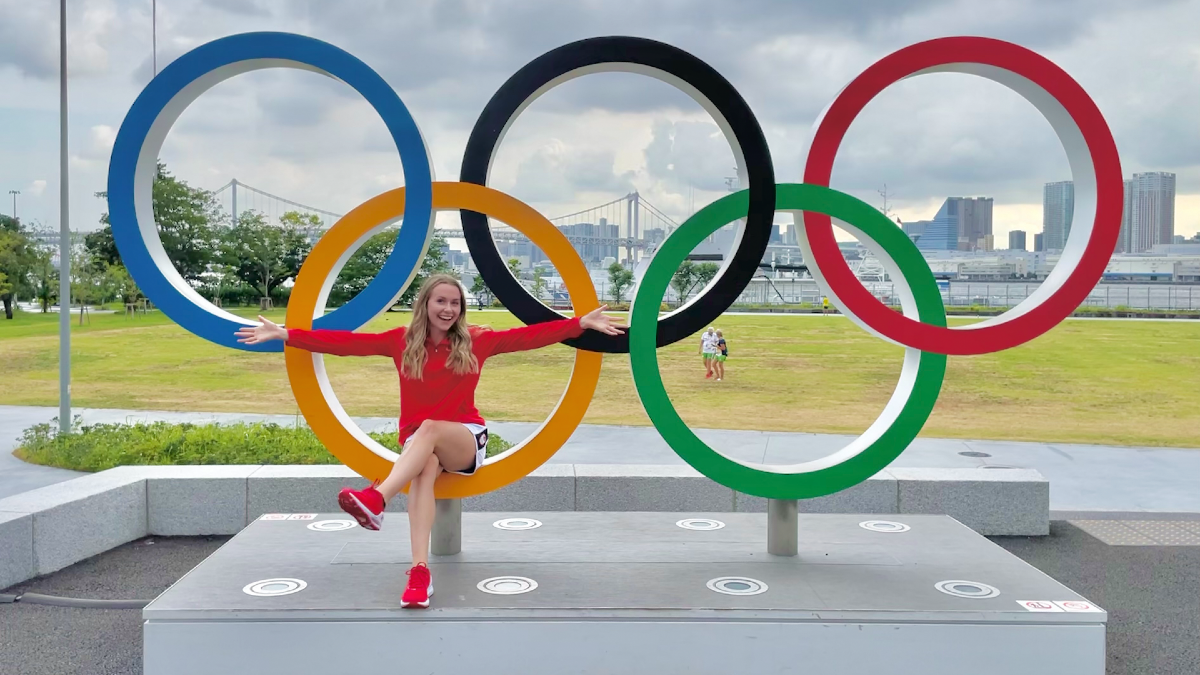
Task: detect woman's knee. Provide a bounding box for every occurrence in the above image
[421,453,440,477]
[415,419,453,439]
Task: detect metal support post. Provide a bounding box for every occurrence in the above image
[58,0,71,434]
[431,498,462,556]
[767,498,798,557]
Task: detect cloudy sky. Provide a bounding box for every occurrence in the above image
[1,0,1198,247]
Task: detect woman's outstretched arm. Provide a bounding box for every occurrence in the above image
[480,306,625,356]
[234,315,402,357]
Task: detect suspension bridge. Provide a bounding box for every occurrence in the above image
[210,179,683,265]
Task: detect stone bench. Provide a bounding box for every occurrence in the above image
[0,464,1048,589]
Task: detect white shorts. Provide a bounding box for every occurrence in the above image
[402,422,488,476]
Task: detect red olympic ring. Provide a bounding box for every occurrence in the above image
[801,36,1123,355]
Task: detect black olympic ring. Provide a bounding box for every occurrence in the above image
[460,36,776,353]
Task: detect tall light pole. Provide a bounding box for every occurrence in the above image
[7,189,18,220]
[59,0,71,433]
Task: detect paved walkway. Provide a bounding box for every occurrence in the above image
[3,405,1198,512]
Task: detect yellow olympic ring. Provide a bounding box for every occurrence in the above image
[284,182,603,499]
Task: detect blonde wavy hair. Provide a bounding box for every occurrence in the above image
[400,274,480,380]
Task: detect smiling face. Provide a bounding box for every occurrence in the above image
[426,281,463,334]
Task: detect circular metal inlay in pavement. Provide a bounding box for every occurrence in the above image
[478,576,539,595]
[307,519,356,532]
[677,518,726,531]
[493,518,543,531]
[707,577,768,596]
[859,520,911,533]
[958,451,992,458]
[243,578,308,597]
[934,580,1000,599]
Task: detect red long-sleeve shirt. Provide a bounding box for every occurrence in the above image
[287,317,584,444]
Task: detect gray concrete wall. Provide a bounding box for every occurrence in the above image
[0,465,1048,590]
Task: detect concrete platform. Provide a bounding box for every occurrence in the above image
[143,512,1105,675]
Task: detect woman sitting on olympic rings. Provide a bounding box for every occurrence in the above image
[236,274,623,608]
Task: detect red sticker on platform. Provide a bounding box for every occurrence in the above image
[1017,600,1064,612]
[259,514,289,520]
[1053,601,1102,612]
[287,514,317,520]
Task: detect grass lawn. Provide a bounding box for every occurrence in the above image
[2,307,1198,448]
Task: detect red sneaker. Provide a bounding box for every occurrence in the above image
[338,484,385,531]
[402,563,433,609]
[705,371,713,379]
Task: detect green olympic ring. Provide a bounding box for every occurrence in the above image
[629,183,948,499]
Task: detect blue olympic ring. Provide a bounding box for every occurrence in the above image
[107,32,434,351]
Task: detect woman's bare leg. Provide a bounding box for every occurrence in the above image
[408,454,441,566]
[377,420,478,503]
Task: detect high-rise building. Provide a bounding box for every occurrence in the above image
[958,198,993,250]
[1117,179,1133,253]
[1008,230,1027,251]
[1121,172,1176,253]
[914,198,993,251]
[902,220,931,240]
[1034,232,1044,252]
[1042,181,1074,251]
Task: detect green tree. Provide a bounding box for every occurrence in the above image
[105,264,141,305]
[70,250,103,308]
[607,261,635,304]
[469,275,492,310]
[31,247,57,313]
[669,260,719,307]
[531,267,547,301]
[0,215,39,319]
[694,262,719,292]
[221,211,311,301]
[83,226,120,269]
[399,236,453,308]
[328,229,395,307]
[93,162,222,280]
[324,230,454,309]
[506,257,522,278]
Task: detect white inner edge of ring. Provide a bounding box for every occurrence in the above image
[308,201,595,467]
[678,211,921,474]
[483,63,749,314]
[796,63,1096,345]
[309,215,411,464]
[137,60,333,328]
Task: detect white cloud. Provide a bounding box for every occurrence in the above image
[27,180,47,197]
[0,0,1196,239]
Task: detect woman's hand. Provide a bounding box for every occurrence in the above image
[234,315,288,345]
[579,305,627,336]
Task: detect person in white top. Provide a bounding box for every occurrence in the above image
[699,327,718,379]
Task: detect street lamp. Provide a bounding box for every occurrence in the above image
[8,189,18,220]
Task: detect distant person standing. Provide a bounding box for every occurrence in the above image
[821,295,831,314]
[713,330,728,381]
[699,327,718,379]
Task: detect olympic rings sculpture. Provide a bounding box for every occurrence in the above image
[108,32,1120,500]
